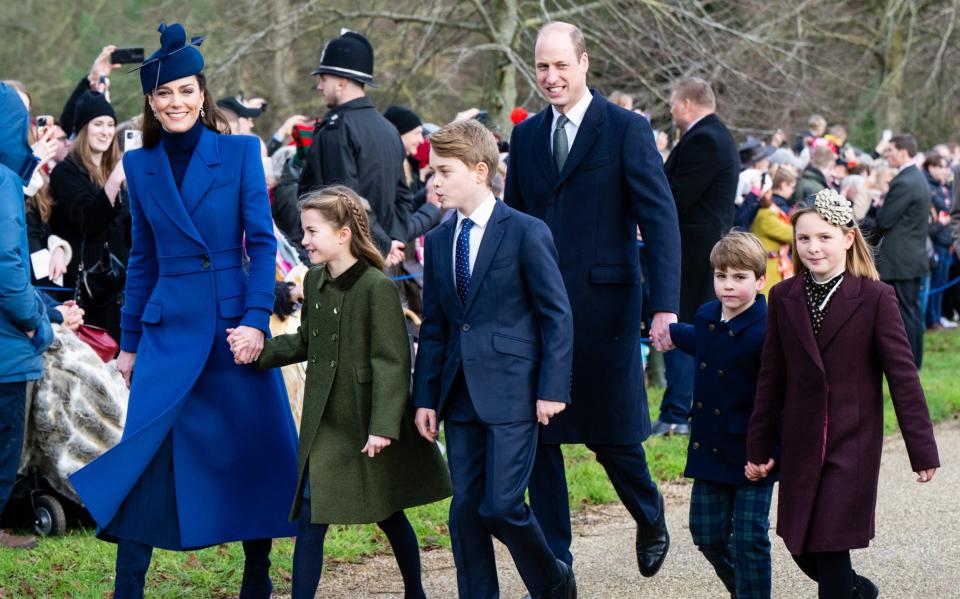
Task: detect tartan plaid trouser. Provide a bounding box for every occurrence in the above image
[690,478,774,599]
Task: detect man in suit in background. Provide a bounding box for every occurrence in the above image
[654,78,739,436]
[878,133,930,367]
[505,22,681,580]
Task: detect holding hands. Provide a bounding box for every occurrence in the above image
[745,458,776,482]
[226,326,265,364]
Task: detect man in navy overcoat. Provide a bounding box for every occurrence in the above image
[504,22,681,577]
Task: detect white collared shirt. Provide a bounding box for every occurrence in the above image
[682,113,710,136]
[452,194,498,281]
[550,91,593,153]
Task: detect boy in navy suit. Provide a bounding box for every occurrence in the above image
[412,119,576,599]
[667,231,775,599]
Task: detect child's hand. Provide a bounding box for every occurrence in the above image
[361,435,392,458]
[745,459,775,481]
[916,468,937,483]
[415,408,438,442]
[536,400,566,426]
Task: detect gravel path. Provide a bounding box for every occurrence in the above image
[282,418,958,598]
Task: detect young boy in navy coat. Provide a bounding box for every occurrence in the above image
[668,231,775,599]
[412,119,576,599]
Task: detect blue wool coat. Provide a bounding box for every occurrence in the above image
[70,127,298,548]
[669,297,776,486]
[504,91,681,444]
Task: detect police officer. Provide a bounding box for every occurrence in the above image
[299,30,439,258]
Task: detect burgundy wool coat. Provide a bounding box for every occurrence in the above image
[746,273,939,555]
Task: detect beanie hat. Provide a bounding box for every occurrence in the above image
[74,90,116,134]
[510,107,529,125]
[137,23,205,95]
[383,105,422,135]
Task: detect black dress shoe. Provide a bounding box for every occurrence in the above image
[854,574,878,599]
[538,560,577,599]
[635,496,669,577]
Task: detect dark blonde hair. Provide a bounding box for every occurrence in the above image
[790,207,879,280]
[710,230,767,279]
[69,120,121,188]
[298,185,384,271]
[429,119,500,186]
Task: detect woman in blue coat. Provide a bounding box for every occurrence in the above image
[69,24,298,599]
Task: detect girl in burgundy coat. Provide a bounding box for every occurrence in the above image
[746,189,940,599]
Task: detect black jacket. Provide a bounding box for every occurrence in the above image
[663,113,740,320]
[48,156,130,289]
[298,97,439,252]
[876,164,931,280]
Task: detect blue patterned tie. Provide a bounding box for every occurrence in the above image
[455,218,474,304]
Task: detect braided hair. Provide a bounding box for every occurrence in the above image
[298,185,385,271]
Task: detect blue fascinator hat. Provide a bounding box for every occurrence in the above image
[135,23,205,95]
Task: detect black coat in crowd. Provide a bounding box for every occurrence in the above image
[876,164,931,281]
[298,96,439,253]
[48,155,130,337]
[663,113,740,321]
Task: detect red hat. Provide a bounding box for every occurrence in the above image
[510,107,529,125]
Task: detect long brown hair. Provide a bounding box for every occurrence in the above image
[141,73,230,147]
[790,207,879,280]
[69,120,121,188]
[298,185,385,271]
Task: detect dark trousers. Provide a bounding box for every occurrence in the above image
[443,381,561,598]
[689,479,773,599]
[792,550,857,599]
[888,277,924,368]
[926,249,953,327]
[528,441,662,566]
[114,537,272,599]
[0,381,27,517]
[660,349,694,424]
[291,497,425,599]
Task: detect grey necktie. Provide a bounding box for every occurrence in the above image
[553,114,570,173]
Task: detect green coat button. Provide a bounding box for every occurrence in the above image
[312,329,318,337]
[331,334,338,341]
[330,360,336,368]
[310,356,317,364]
[333,307,339,315]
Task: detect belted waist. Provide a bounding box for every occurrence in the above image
[157,247,245,276]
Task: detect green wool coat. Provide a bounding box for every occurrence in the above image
[258,259,451,524]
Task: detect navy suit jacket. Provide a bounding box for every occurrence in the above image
[504,91,681,443]
[411,200,573,424]
[669,296,776,486]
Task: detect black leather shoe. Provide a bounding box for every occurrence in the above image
[854,574,878,599]
[538,560,577,599]
[635,497,669,577]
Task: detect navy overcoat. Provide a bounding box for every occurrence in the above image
[70,127,299,548]
[504,92,681,444]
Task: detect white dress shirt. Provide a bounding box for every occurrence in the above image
[550,91,593,154]
[452,194,498,282]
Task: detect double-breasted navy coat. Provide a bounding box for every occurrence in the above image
[746,274,939,554]
[70,126,299,548]
[504,91,681,444]
[670,297,776,486]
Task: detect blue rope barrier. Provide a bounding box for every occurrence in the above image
[929,275,960,296]
[390,273,423,281]
[35,286,75,293]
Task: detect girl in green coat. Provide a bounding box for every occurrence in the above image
[232,185,451,599]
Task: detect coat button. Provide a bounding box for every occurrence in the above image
[462,324,471,332]
[717,370,724,377]
[331,334,338,341]
[712,447,719,454]
[315,303,320,310]
[200,254,210,269]
[330,360,336,368]
[310,356,317,364]
[333,307,339,315]
[696,402,703,409]
[728,330,735,337]
[708,323,715,331]
[699,362,706,369]
[713,409,720,416]
[312,329,318,337]
[692,442,700,449]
